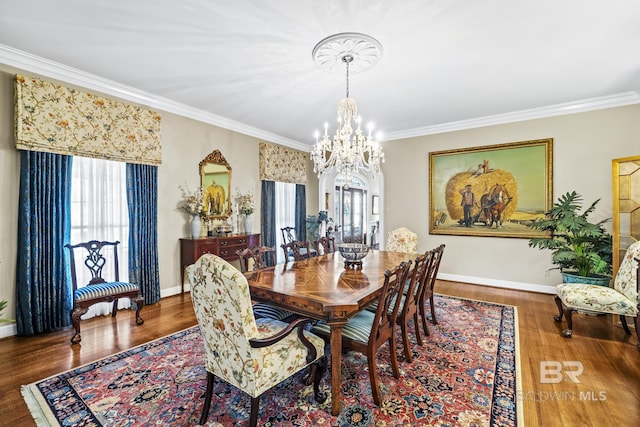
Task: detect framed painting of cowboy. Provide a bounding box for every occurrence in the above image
[429,138,553,238]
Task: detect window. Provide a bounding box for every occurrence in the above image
[274,182,296,264]
[70,156,130,317]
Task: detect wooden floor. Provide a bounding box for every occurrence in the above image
[0,281,638,427]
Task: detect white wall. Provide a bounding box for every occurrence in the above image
[382,104,640,293]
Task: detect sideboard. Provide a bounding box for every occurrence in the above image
[179,233,260,293]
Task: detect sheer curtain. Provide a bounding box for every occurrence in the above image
[70,156,130,318]
[274,182,297,264]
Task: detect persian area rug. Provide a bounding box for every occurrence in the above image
[22,295,521,426]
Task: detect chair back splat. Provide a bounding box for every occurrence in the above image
[314,236,336,255]
[65,240,144,345]
[187,254,327,425]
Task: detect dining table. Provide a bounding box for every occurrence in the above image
[244,249,417,416]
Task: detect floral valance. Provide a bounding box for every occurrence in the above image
[14,75,162,166]
[259,142,308,185]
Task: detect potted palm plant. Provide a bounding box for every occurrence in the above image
[528,191,612,285]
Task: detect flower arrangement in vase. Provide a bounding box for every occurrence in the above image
[235,189,255,233]
[179,185,206,238]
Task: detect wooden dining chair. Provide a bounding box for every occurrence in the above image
[236,246,295,322]
[313,236,336,255]
[187,254,327,426]
[65,240,144,344]
[395,251,432,362]
[281,240,314,262]
[312,260,412,406]
[419,244,445,336]
[236,245,276,272]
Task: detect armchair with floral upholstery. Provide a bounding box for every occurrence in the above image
[386,227,418,253]
[554,240,640,349]
[186,254,327,426]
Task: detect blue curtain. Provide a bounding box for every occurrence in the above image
[15,151,73,335]
[126,163,160,304]
[295,184,307,241]
[261,180,276,266]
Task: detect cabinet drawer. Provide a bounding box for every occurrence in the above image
[196,242,218,257]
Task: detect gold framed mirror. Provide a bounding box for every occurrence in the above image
[200,149,232,220]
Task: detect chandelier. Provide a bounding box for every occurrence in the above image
[310,33,385,183]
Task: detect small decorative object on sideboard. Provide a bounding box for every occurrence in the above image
[216,220,234,235]
[337,243,370,269]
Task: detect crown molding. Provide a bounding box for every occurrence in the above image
[384,91,640,141]
[3,43,638,149]
[0,43,308,151]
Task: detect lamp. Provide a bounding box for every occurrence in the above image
[310,33,385,184]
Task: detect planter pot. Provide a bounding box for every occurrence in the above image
[561,271,611,315]
[561,271,611,287]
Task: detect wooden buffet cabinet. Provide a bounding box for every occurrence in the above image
[179,233,260,293]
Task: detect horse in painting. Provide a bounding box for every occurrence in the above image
[480,184,512,228]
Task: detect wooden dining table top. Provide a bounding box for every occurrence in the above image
[245,250,417,320]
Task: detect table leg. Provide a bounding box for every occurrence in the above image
[329,319,347,416]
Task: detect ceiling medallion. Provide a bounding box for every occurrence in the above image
[312,32,383,74]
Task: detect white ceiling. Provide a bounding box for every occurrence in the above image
[1,0,639,150]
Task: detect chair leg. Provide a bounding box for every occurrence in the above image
[111,298,119,317]
[249,396,260,427]
[70,306,88,344]
[420,305,431,337]
[199,371,214,425]
[561,307,574,338]
[413,312,423,345]
[367,350,382,406]
[634,315,640,351]
[620,315,631,335]
[388,336,401,379]
[430,295,438,325]
[554,295,564,322]
[312,355,328,403]
[133,294,145,325]
[400,320,413,362]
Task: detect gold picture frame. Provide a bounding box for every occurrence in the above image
[429,138,553,238]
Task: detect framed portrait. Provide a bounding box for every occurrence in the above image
[372,195,380,215]
[429,138,553,238]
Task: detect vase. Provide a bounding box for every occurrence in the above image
[244,215,252,234]
[191,215,201,239]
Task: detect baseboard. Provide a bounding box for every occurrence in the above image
[0,321,17,339]
[438,273,557,294]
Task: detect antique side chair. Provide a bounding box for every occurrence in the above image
[65,240,144,344]
[554,240,640,349]
[386,227,418,253]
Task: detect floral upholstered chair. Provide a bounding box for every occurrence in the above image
[554,240,640,349]
[186,254,327,426]
[386,227,418,253]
